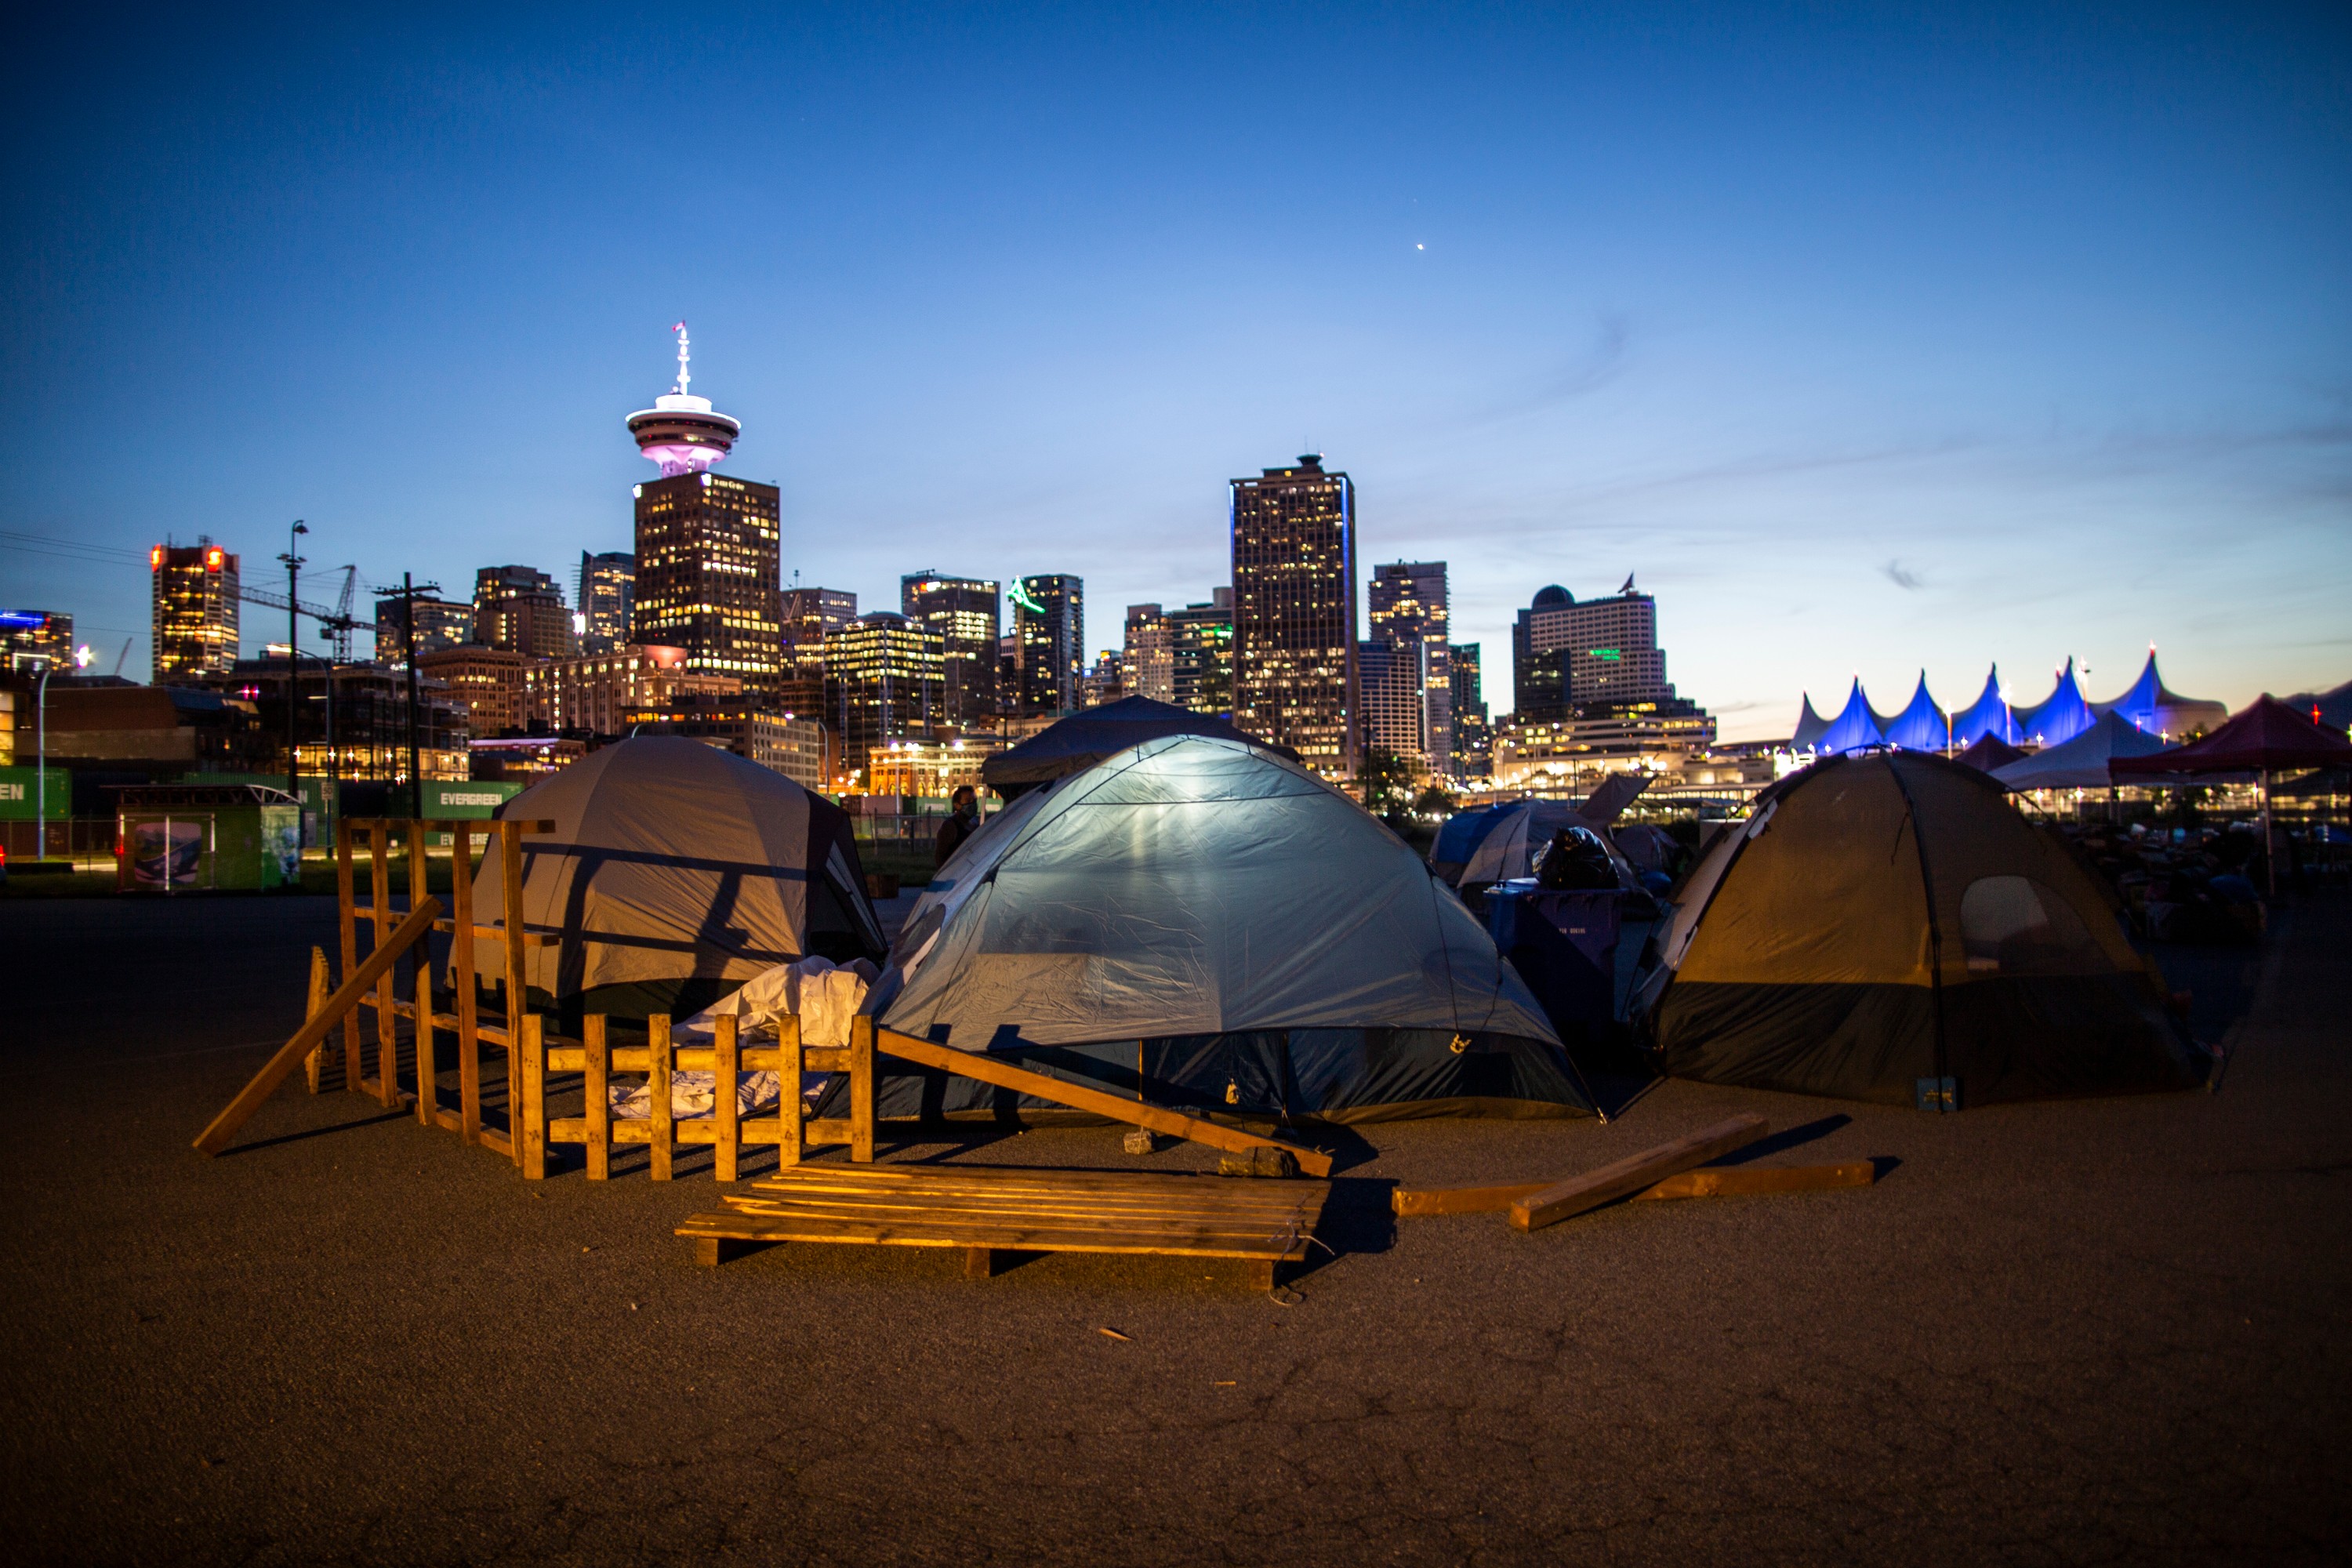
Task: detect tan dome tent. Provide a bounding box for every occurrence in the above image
[1634,751,2205,1108]
[869,733,1592,1123]
[463,737,885,1024]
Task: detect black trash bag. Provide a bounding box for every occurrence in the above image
[1535,826,1617,891]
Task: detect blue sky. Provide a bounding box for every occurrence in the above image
[4,3,2347,738]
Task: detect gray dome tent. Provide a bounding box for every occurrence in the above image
[980,695,1296,800]
[464,737,885,1023]
[1634,751,2205,1107]
[869,734,1592,1123]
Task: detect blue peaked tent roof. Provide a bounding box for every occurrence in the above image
[1950,666,2024,746]
[2091,649,2231,739]
[1815,679,1886,755]
[1791,695,1831,750]
[1881,672,1948,751]
[2017,659,2094,746]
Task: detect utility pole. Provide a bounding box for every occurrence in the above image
[279,521,308,845]
[404,574,423,818]
[34,655,52,862]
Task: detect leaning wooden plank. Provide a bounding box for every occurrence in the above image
[1507,1113,1767,1232]
[874,1027,1334,1178]
[1634,1160,1875,1200]
[1397,1155,1871,1217]
[192,898,444,1156]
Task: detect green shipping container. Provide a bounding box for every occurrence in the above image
[0,767,71,821]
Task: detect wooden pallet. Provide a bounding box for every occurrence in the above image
[677,1163,1330,1287]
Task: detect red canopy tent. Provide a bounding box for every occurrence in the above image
[2113,695,2352,892]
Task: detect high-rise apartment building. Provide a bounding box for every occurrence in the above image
[1367,561,1452,775]
[779,585,856,718]
[1122,604,1177,705]
[1356,640,1427,769]
[1011,574,1083,717]
[632,472,784,699]
[1512,582,1671,717]
[1167,589,1235,717]
[1450,641,1493,781]
[151,539,240,681]
[1231,454,1357,777]
[902,573,1001,728]
[373,593,474,662]
[577,551,637,654]
[823,612,946,788]
[473,565,574,660]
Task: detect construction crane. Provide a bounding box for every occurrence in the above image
[240,564,379,662]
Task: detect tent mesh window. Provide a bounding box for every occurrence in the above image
[1958,875,2112,978]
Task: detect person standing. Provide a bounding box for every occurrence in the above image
[935,785,981,869]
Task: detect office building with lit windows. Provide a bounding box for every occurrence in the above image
[1231,455,1356,777]
[1,609,74,674]
[1011,574,1083,717]
[1367,560,1452,775]
[1512,582,1672,718]
[1450,641,1493,780]
[822,612,946,790]
[902,572,1001,728]
[631,471,784,701]
[1167,590,1235,717]
[373,593,474,662]
[577,551,636,654]
[1121,605,1177,705]
[472,565,574,661]
[151,539,241,681]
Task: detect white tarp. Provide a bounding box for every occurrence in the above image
[876,735,1558,1049]
[608,954,878,1119]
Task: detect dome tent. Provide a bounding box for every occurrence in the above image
[980,695,1294,800]
[870,734,1592,1123]
[463,737,886,1024]
[1635,751,2205,1108]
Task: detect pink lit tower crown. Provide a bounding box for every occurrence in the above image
[626,323,740,474]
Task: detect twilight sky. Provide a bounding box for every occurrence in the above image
[4,4,2347,739]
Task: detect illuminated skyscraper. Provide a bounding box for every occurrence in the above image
[902,572,1001,728]
[577,551,636,654]
[1167,589,1234,717]
[822,612,945,786]
[626,328,784,700]
[1230,455,1356,777]
[151,539,240,681]
[1367,560,1452,775]
[1011,574,1083,717]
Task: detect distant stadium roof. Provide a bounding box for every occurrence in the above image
[1814,678,1885,755]
[2016,659,2094,747]
[1950,666,2023,746]
[1791,694,1830,751]
[2090,649,2230,740]
[1880,672,1948,752]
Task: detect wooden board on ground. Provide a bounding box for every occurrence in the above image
[677,1163,1329,1289]
[875,1027,1334,1178]
[1507,1112,1769,1232]
[1394,1156,1874,1217]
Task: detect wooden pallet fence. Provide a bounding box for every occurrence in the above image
[531,1011,877,1181]
[334,815,555,1161]
[194,898,443,1155]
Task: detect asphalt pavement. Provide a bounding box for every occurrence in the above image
[1,891,2344,1566]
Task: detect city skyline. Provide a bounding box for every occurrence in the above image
[3,10,2346,739]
